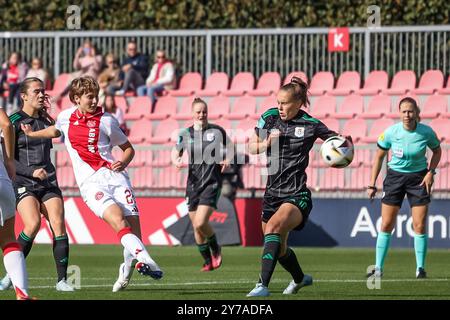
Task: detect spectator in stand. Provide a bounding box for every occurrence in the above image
[137,50,176,109]
[0,52,28,114]
[107,41,149,96]
[98,53,121,105]
[25,58,50,89]
[102,93,128,135]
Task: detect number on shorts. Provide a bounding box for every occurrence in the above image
[125,189,134,205]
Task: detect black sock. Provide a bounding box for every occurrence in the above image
[278,247,304,283]
[17,231,34,258]
[53,235,69,282]
[260,233,281,287]
[197,243,212,264]
[207,234,220,255]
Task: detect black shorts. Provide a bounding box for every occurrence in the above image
[262,189,313,231]
[15,185,63,206]
[186,182,221,212]
[382,168,430,207]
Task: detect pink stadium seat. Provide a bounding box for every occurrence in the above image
[48,104,62,120]
[253,95,278,119]
[249,72,281,96]
[173,96,195,120]
[147,95,177,120]
[319,168,345,190]
[60,96,74,110]
[433,166,450,191]
[386,94,419,118]
[197,72,229,96]
[412,70,444,94]
[283,71,308,85]
[167,72,202,96]
[147,119,179,144]
[383,70,416,95]
[360,94,391,119]
[360,118,394,143]
[47,73,71,97]
[225,96,257,120]
[341,118,367,143]
[223,72,255,96]
[309,72,334,96]
[56,150,71,166]
[429,118,450,142]
[158,166,183,188]
[334,94,364,119]
[208,95,230,119]
[421,95,448,119]
[305,167,319,190]
[321,117,340,133]
[128,119,152,144]
[347,166,373,190]
[330,71,361,95]
[125,96,152,120]
[213,118,232,136]
[233,118,256,143]
[128,149,148,167]
[311,95,336,119]
[356,71,389,95]
[56,166,76,189]
[114,96,128,114]
[131,167,154,189]
[152,147,172,167]
[437,76,450,94]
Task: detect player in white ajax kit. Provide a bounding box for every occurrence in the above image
[21,76,163,292]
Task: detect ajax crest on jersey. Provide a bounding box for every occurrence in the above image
[320,136,354,168]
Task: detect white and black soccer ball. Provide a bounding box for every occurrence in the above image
[320,136,354,168]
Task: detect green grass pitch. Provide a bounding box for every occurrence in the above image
[0,245,449,300]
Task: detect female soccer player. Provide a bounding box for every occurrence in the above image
[0,101,32,300]
[20,76,163,292]
[367,97,441,279]
[0,77,73,292]
[246,77,342,297]
[171,97,232,271]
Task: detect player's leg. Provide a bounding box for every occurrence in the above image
[411,204,428,278]
[196,205,222,268]
[16,195,42,258]
[41,193,74,291]
[189,210,211,271]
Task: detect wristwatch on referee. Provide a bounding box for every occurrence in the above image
[428,168,436,175]
[367,185,377,191]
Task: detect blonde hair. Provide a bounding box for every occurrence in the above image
[280,76,310,108]
[69,76,100,104]
[192,97,207,109]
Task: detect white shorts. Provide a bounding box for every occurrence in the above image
[80,168,139,219]
[0,178,16,226]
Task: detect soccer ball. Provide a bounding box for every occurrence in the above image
[320,136,354,168]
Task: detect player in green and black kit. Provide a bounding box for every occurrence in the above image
[246,77,345,297]
[367,97,441,279]
[172,98,233,272]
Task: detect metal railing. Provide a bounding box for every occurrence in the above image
[1,26,448,81]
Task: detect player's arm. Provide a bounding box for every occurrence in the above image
[111,141,135,172]
[0,108,15,180]
[420,146,441,195]
[21,123,61,139]
[249,130,280,155]
[220,130,234,172]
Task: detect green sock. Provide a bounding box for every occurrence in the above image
[375,231,391,270]
[414,233,427,270]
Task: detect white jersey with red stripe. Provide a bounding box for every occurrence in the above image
[55,106,129,187]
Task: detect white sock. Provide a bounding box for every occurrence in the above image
[3,249,29,297]
[123,248,134,278]
[120,233,158,268]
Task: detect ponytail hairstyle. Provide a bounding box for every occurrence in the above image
[19,77,55,125]
[192,97,208,109]
[280,76,310,108]
[399,97,421,123]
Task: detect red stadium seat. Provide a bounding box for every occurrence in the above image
[223,72,255,96]
[167,72,202,96]
[360,94,391,119]
[197,72,229,96]
[147,119,179,144]
[47,73,71,97]
[173,96,195,120]
[212,118,232,136]
[225,96,257,120]
[360,118,395,143]
[330,71,361,96]
[412,70,444,94]
[56,149,71,166]
[125,96,152,120]
[152,147,172,167]
[253,95,278,119]
[347,166,373,190]
[334,94,364,119]
[311,95,336,119]
[56,166,76,189]
[114,96,128,114]
[128,148,148,167]
[429,118,450,142]
[433,166,450,191]
[383,70,416,95]
[128,119,152,144]
[283,71,308,85]
[208,95,230,119]
[249,72,281,96]
[147,96,177,120]
[309,72,334,96]
[421,94,448,119]
[437,76,450,94]
[341,118,367,143]
[319,168,345,190]
[305,167,319,190]
[60,96,74,110]
[356,71,389,95]
[130,167,154,189]
[321,117,340,133]
[233,118,256,143]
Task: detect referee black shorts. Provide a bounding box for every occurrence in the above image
[15,185,63,206]
[262,189,313,231]
[382,168,430,207]
[186,182,221,212]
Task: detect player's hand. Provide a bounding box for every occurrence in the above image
[367,187,377,202]
[174,157,183,170]
[111,161,126,172]
[33,168,48,181]
[4,158,16,181]
[266,129,281,148]
[220,159,230,173]
[420,172,434,195]
[21,123,33,136]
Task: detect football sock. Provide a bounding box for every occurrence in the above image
[278,247,304,283]
[198,243,212,264]
[117,227,156,267]
[414,233,427,270]
[123,248,135,278]
[17,231,34,258]
[260,233,281,287]
[375,231,391,270]
[207,234,220,256]
[2,242,29,297]
[53,235,69,282]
